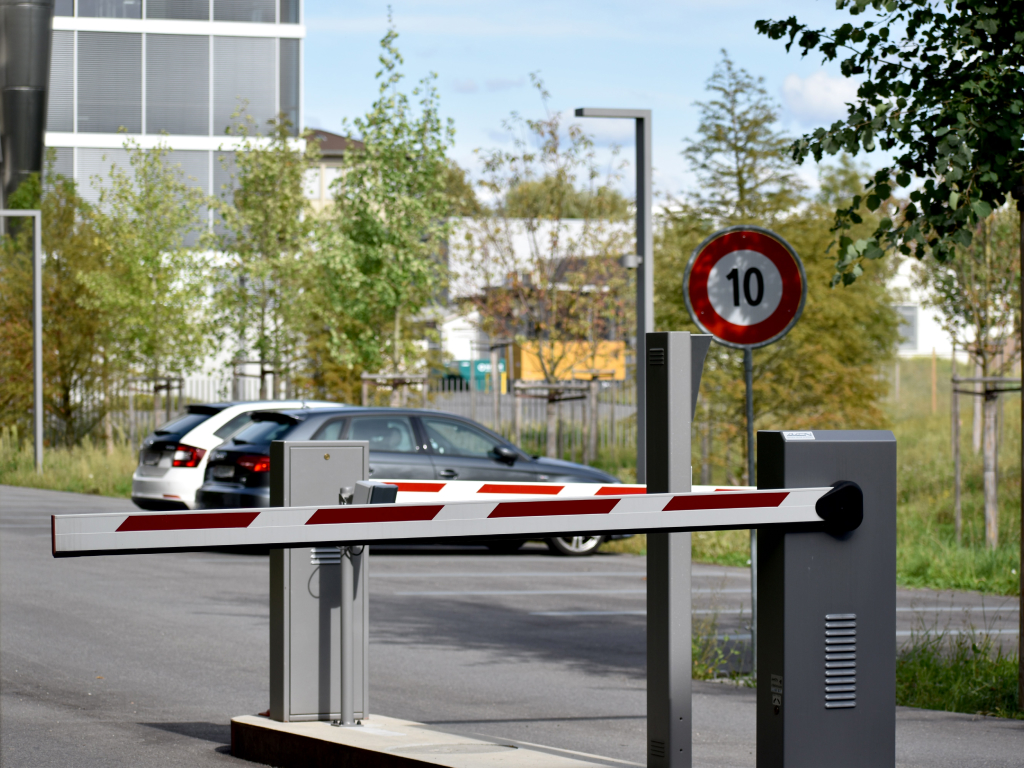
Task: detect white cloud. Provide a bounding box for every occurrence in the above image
[453,78,479,93]
[781,71,859,126]
[485,77,525,92]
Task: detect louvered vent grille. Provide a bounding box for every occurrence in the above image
[824,613,856,709]
[78,32,142,133]
[147,0,210,20]
[648,348,665,366]
[279,38,300,135]
[213,36,276,135]
[47,31,73,132]
[147,34,210,135]
[77,147,131,205]
[214,0,275,22]
[648,740,665,759]
[310,547,341,565]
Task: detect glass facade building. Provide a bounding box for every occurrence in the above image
[45,0,304,203]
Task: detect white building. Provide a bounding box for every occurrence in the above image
[889,257,956,358]
[45,0,304,203]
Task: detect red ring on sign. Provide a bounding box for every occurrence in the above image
[687,230,803,346]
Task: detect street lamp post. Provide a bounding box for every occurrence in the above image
[578,109,695,768]
[1,209,44,473]
[574,108,652,482]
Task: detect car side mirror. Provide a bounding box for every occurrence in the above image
[493,445,518,465]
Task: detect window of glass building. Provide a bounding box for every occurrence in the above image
[279,38,299,135]
[54,0,73,16]
[78,0,142,18]
[279,0,298,23]
[78,32,142,133]
[213,36,275,134]
[146,0,210,20]
[147,34,210,135]
[47,31,74,132]
[214,0,274,22]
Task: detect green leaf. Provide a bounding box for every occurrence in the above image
[948,191,960,209]
[971,199,992,219]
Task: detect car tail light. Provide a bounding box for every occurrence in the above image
[172,444,207,468]
[237,454,271,473]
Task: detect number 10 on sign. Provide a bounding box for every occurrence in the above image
[683,225,806,670]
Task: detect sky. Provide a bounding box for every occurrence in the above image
[303,0,876,201]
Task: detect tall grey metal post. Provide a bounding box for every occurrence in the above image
[744,347,756,669]
[757,430,896,767]
[574,108,651,482]
[269,441,370,723]
[646,332,711,768]
[1,209,43,473]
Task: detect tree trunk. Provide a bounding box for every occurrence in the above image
[545,396,558,458]
[973,359,983,454]
[982,393,998,549]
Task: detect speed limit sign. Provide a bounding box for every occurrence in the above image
[683,226,806,348]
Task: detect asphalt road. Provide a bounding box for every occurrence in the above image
[1,485,1021,767]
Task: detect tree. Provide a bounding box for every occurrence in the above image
[756,0,1023,700]
[756,1,1023,280]
[215,116,318,399]
[682,51,804,225]
[915,204,1020,548]
[319,23,453,383]
[454,77,633,456]
[85,141,213,393]
[658,53,899,483]
[0,163,114,445]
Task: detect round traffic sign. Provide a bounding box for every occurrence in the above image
[683,226,806,348]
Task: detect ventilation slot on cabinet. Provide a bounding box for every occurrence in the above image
[310,547,341,565]
[824,613,856,709]
[648,740,666,759]
[648,348,666,366]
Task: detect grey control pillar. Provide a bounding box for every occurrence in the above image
[269,441,370,723]
[646,331,711,767]
[756,431,896,768]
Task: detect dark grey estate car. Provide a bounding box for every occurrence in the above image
[196,406,623,555]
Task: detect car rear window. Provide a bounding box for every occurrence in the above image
[213,411,254,439]
[153,412,210,437]
[231,419,296,445]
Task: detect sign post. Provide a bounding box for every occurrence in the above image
[684,226,806,670]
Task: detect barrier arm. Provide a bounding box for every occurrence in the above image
[52,483,863,558]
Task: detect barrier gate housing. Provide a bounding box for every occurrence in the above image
[50,331,895,768]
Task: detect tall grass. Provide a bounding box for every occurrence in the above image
[896,629,1021,718]
[0,426,136,498]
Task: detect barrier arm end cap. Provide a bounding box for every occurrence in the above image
[814,481,863,534]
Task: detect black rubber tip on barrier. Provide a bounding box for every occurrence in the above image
[814,481,864,533]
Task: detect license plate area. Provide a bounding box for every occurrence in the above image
[212,465,235,479]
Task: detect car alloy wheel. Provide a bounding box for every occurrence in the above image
[546,535,605,557]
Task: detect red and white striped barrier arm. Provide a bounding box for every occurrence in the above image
[383,481,753,503]
[51,487,834,558]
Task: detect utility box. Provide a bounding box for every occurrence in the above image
[268,440,369,723]
[756,430,896,768]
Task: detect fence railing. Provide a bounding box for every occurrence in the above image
[22,373,636,468]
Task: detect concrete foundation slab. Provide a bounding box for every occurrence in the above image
[230,713,628,768]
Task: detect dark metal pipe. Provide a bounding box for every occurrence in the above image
[0,0,54,207]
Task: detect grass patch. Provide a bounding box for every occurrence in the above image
[896,629,1022,719]
[0,429,136,498]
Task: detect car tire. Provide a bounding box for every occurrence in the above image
[486,539,527,554]
[546,535,605,557]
